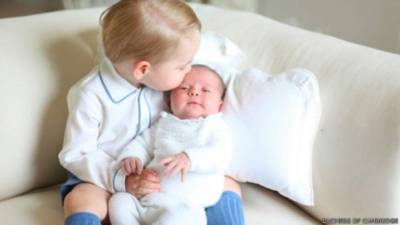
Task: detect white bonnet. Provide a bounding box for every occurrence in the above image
[191,32,245,85]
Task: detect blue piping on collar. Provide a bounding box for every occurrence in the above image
[98,70,138,104]
[143,91,152,128]
[131,88,144,140]
[98,70,151,141]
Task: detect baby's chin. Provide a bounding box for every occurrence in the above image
[178,112,203,120]
[175,108,206,120]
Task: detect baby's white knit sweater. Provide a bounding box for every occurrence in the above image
[118,111,232,207]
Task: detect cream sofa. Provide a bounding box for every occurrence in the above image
[1,3,399,225]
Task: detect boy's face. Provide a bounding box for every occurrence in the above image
[170,67,224,120]
[139,30,201,91]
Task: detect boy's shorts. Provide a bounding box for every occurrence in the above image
[59,173,82,205]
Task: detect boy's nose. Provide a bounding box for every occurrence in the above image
[185,65,192,73]
[182,65,192,75]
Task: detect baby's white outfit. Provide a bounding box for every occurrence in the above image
[109,111,232,225]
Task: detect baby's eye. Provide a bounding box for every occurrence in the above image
[202,88,211,93]
[180,86,189,90]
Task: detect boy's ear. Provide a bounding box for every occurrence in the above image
[133,60,151,80]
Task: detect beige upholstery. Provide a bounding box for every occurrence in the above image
[0,184,318,225]
[1,3,399,225]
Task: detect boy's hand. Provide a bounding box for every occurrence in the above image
[160,152,191,182]
[125,170,161,199]
[121,157,143,175]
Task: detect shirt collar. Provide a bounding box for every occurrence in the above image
[99,57,139,103]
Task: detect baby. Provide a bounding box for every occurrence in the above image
[109,65,231,225]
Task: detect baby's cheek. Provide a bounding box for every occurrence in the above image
[209,101,223,113]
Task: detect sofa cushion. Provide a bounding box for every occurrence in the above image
[241,184,320,225]
[0,184,320,225]
[0,186,63,225]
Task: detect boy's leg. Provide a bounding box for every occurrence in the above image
[205,191,245,225]
[63,183,110,225]
[108,192,143,225]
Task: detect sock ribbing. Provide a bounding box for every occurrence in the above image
[206,191,245,225]
[65,212,101,225]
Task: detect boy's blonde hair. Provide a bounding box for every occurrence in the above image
[101,0,201,64]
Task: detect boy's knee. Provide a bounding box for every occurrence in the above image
[63,183,110,219]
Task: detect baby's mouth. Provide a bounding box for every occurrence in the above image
[187,101,202,107]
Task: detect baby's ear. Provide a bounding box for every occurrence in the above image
[218,100,224,112]
[133,60,150,80]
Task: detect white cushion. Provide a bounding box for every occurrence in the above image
[223,68,321,205]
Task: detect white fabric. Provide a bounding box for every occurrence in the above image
[58,57,164,193]
[118,111,231,207]
[192,32,244,85]
[223,68,321,205]
[109,192,206,225]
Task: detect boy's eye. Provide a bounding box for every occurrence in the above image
[202,89,211,93]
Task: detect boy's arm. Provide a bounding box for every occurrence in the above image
[58,90,121,193]
[184,120,232,173]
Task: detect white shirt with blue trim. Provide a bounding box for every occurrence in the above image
[59,57,164,193]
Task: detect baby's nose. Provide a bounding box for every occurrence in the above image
[188,89,199,96]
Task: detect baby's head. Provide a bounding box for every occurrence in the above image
[101,0,201,91]
[170,65,225,120]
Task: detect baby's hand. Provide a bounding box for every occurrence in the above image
[160,152,191,182]
[121,157,143,176]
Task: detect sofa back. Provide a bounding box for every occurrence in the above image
[1,3,399,220]
[0,8,101,200]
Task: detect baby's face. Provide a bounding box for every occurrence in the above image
[170,67,224,120]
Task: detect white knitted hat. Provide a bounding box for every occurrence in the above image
[191,32,245,85]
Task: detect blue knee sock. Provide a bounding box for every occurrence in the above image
[206,191,245,225]
[65,212,101,225]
